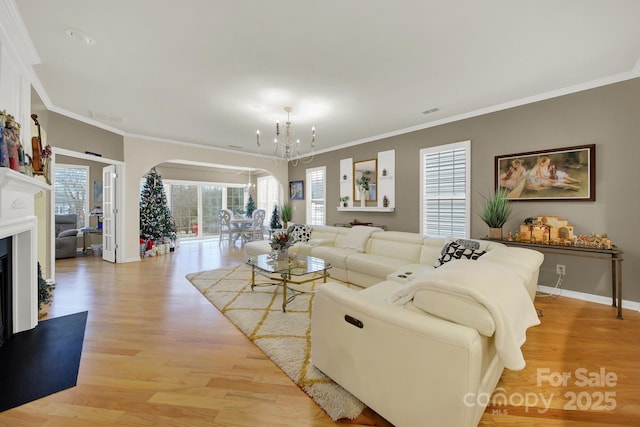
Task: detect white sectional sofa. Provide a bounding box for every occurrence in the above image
[244,224,515,290]
[244,224,544,427]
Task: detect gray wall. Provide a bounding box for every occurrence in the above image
[31,89,124,161]
[47,112,124,161]
[290,78,640,302]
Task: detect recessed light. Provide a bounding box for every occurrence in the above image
[422,108,440,115]
[65,28,96,45]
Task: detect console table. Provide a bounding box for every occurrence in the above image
[80,227,103,255]
[499,240,624,319]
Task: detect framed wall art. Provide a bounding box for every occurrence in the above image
[495,144,595,201]
[289,180,304,200]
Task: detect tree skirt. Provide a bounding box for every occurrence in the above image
[186,264,365,421]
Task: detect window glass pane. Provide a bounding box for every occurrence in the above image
[170,184,198,237]
[202,186,223,236]
[227,187,245,216]
[54,165,89,228]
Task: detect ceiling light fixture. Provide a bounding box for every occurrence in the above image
[65,28,96,45]
[245,169,255,194]
[256,106,315,166]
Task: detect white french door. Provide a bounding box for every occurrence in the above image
[102,165,117,262]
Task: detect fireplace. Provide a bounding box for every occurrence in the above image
[0,169,51,339]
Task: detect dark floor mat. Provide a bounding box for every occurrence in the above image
[0,311,88,412]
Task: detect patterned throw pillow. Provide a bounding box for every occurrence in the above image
[434,241,486,268]
[440,237,480,256]
[288,224,313,243]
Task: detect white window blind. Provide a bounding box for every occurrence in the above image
[420,141,470,238]
[306,166,326,225]
[257,175,280,224]
[54,164,90,228]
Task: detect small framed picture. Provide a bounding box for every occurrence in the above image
[289,180,304,200]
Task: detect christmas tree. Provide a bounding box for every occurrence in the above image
[140,168,176,243]
[270,205,282,229]
[245,194,256,218]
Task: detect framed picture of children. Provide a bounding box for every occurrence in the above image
[495,144,595,201]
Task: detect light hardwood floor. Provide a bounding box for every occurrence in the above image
[1,240,639,426]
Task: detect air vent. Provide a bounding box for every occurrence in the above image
[228,145,244,150]
[422,108,440,115]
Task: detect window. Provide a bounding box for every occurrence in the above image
[201,185,223,236]
[257,176,280,225]
[306,166,326,225]
[162,180,246,240]
[54,164,89,228]
[227,187,245,216]
[420,141,470,238]
[170,184,198,237]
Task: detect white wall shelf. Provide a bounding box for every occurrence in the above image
[337,207,395,212]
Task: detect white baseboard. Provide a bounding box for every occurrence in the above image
[537,285,640,312]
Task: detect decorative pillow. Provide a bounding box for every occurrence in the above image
[434,241,486,268]
[288,224,312,243]
[440,237,480,256]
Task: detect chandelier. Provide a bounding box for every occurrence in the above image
[256,106,315,166]
[245,168,255,194]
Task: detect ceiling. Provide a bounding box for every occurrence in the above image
[15,1,640,157]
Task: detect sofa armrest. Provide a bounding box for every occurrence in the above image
[58,228,79,238]
[311,282,496,427]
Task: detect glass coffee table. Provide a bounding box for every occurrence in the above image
[247,254,331,312]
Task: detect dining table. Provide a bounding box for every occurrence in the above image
[229,217,254,246]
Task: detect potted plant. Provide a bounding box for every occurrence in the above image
[340,196,350,207]
[356,171,371,192]
[280,203,293,229]
[479,188,512,240]
[38,262,55,318]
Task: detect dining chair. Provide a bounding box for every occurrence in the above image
[218,209,233,246]
[243,209,266,243]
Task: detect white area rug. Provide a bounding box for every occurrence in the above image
[186,264,365,420]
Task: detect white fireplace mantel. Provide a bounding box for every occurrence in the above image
[0,168,51,333]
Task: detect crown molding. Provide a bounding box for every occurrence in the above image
[0,1,40,66]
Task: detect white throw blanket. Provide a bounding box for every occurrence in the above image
[388,259,540,370]
[338,226,382,252]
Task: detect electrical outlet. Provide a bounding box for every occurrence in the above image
[556,264,566,275]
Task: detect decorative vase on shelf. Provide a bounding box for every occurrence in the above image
[359,187,368,207]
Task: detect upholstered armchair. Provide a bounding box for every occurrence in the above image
[55,214,79,259]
